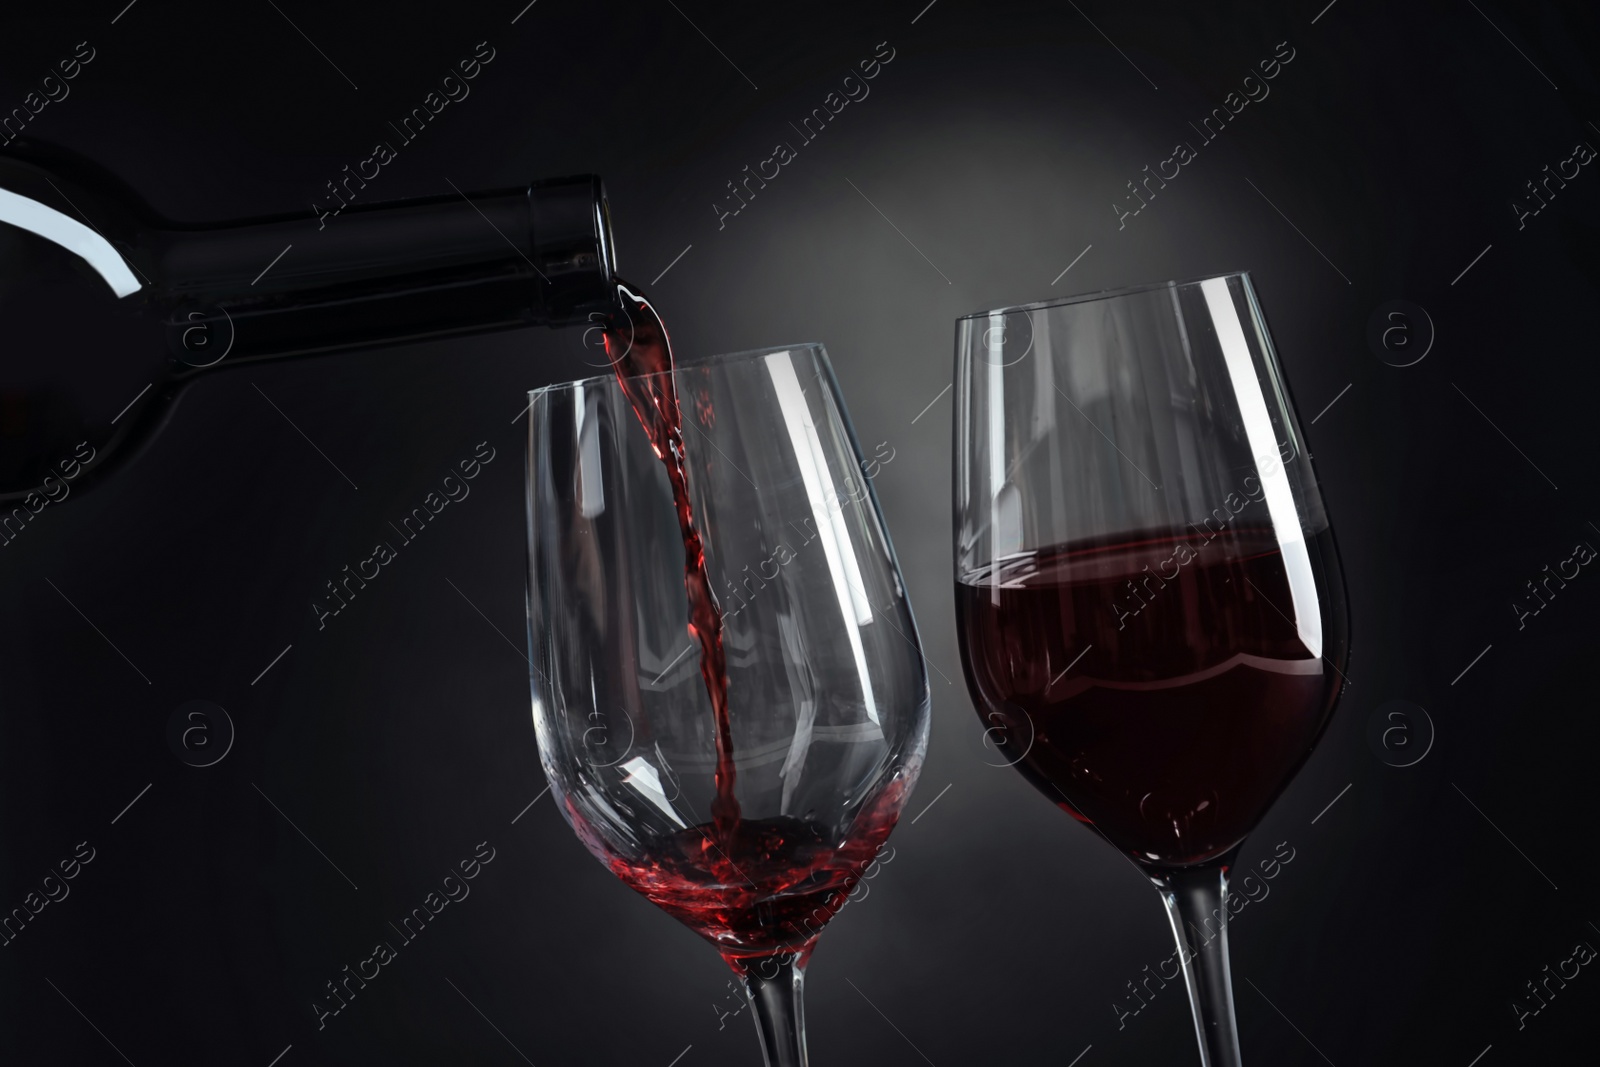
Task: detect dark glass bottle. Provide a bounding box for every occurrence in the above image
[0,139,617,503]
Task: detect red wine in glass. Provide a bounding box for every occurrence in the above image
[953,273,1349,1067]
[603,779,906,965]
[530,296,931,1066]
[956,525,1343,868]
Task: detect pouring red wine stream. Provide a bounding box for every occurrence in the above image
[597,285,908,968]
[603,281,739,841]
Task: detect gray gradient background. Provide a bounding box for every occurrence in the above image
[1,0,1598,1064]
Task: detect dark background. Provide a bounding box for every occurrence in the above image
[2,0,1598,1063]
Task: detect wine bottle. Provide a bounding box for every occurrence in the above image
[0,138,617,503]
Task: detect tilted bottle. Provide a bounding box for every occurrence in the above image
[0,138,618,504]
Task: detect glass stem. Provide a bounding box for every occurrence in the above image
[1155,865,1244,1067]
[739,954,809,1067]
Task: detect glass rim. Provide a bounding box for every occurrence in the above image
[528,341,827,397]
[956,270,1252,322]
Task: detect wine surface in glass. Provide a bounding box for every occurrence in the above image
[956,525,1343,868]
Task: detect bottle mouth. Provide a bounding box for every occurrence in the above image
[530,174,618,326]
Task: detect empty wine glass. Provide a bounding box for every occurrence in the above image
[953,273,1349,1066]
[526,344,930,1067]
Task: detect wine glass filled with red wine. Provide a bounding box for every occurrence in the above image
[527,334,930,1067]
[953,272,1349,1067]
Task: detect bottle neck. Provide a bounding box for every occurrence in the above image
[149,179,615,368]
[0,143,616,366]
[150,189,539,292]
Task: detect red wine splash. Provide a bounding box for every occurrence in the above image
[603,280,739,841]
[956,526,1344,867]
[602,778,907,965]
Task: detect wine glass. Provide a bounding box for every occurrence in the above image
[952,272,1349,1066]
[526,343,930,1067]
